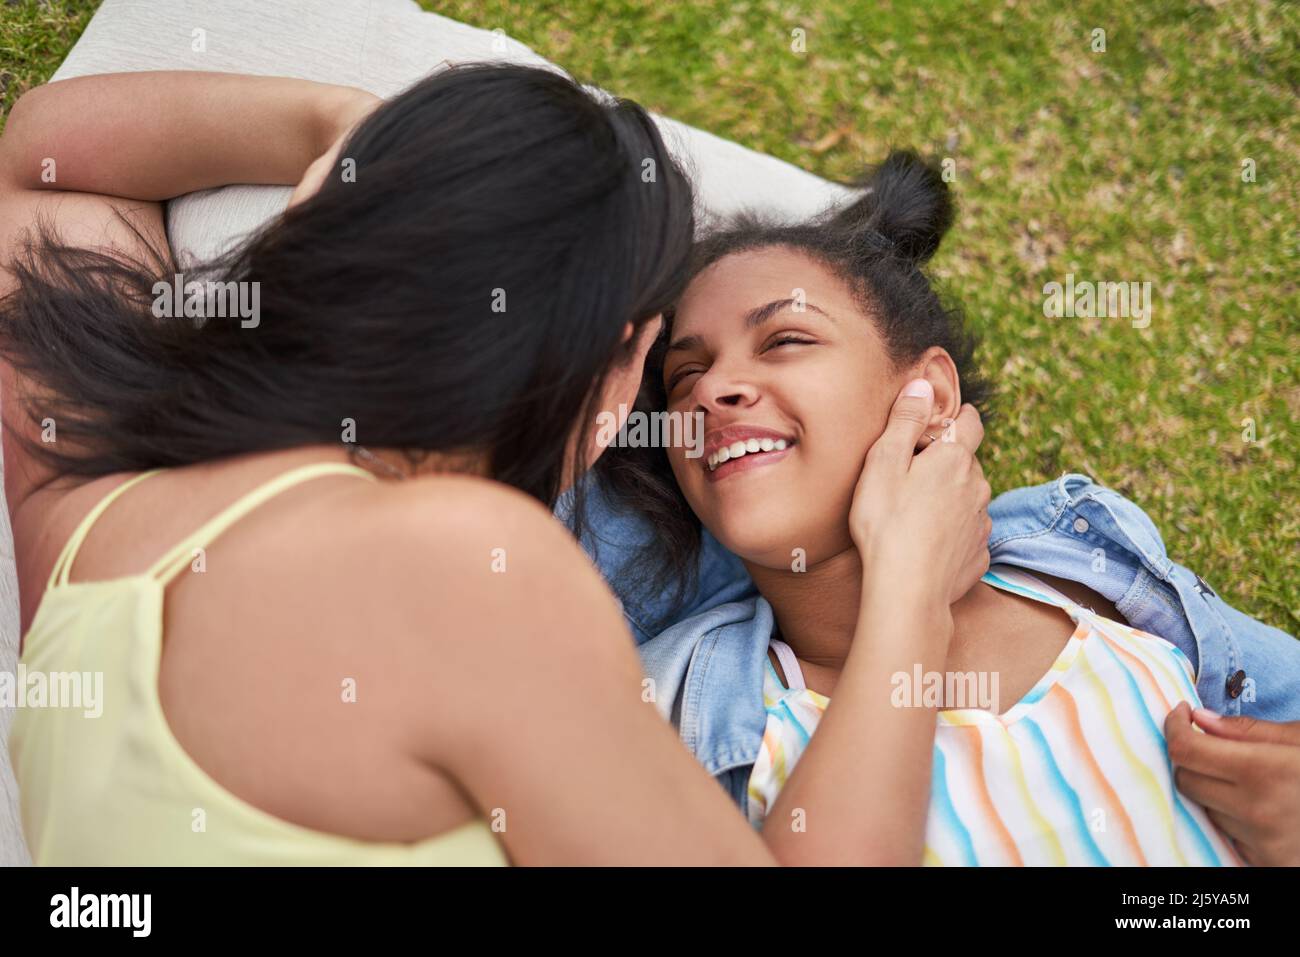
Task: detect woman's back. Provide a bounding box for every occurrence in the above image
[10,447,513,862]
[6,443,781,866]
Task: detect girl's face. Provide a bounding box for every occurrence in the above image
[663,247,922,569]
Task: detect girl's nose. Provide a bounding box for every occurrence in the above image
[692,365,760,413]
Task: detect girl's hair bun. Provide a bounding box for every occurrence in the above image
[829,149,954,264]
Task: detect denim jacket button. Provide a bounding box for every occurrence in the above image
[1072,517,1090,534]
[1225,670,1247,699]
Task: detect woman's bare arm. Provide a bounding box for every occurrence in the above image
[381,477,772,866]
[0,71,378,199]
[760,580,953,864]
[0,72,377,537]
[761,393,991,865]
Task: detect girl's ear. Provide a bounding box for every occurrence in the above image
[911,348,962,446]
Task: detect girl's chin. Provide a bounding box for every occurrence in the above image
[710,527,803,567]
[708,521,858,573]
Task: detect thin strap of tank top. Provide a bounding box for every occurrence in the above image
[145,462,378,585]
[48,470,164,590]
[770,638,807,691]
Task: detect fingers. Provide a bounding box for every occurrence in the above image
[1174,766,1244,818]
[868,378,935,472]
[1211,800,1300,867]
[940,403,985,456]
[1164,701,1260,781]
[1192,708,1300,747]
[1204,804,1255,846]
[1189,779,1278,867]
[1226,838,1261,867]
[973,455,992,515]
[1200,806,1258,866]
[913,403,989,510]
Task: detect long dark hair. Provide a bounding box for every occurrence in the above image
[0,64,695,512]
[598,149,993,619]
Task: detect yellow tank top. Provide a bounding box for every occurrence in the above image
[9,463,508,866]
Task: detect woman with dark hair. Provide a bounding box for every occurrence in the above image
[0,68,990,864]
[610,149,1300,865]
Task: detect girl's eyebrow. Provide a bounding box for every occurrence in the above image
[668,298,832,352]
[742,297,830,328]
[666,334,703,354]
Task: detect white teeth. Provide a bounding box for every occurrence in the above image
[706,436,794,470]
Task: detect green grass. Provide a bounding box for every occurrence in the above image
[0,0,96,124]
[2,0,1296,631]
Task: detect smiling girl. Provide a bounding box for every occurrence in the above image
[609,150,1300,865]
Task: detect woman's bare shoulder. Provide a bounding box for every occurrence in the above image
[316,473,626,647]
[306,473,636,764]
[354,473,592,577]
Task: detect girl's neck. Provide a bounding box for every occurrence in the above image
[746,545,864,682]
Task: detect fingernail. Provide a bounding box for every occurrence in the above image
[902,378,933,399]
[1193,707,1221,724]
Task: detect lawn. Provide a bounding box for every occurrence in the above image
[1,0,1296,632]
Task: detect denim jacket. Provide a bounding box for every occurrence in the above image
[570,473,1300,810]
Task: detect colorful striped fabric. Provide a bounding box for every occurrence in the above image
[746,564,1241,866]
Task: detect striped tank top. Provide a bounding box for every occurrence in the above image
[746,564,1240,866]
